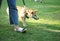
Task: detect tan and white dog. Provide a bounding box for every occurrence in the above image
[6,6,39,27]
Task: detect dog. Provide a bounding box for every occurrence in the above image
[6,6,39,27]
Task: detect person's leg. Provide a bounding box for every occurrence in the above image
[7,0,27,32]
[0,0,2,8]
[7,0,19,29]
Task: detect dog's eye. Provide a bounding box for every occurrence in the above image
[31,12,34,14]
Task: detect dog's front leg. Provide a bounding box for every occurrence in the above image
[21,17,26,27]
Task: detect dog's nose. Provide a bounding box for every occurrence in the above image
[36,18,39,20]
[35,17,39,20]
[38,18,39,19]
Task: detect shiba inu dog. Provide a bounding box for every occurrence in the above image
[6,6,39,27]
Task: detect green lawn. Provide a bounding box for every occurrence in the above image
[0,0,60,41]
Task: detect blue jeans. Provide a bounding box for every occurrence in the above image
[7,0,18,25]
[0,0,2,8]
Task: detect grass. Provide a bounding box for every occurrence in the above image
[0,0,60,41]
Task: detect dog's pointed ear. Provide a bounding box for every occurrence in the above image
[34,10,38,12]
[26,9,29,12]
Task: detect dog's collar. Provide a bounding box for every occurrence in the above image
[25,13,29,19]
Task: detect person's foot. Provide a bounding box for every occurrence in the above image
[14,27,27,33]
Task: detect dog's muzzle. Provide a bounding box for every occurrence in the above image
[32,15,39,20]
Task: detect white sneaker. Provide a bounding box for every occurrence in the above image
[14,27,27,33]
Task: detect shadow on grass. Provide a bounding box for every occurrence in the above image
[26,21,60,33]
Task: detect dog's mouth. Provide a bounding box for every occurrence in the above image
[32,15,39,20]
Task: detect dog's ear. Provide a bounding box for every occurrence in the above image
[31,10,38,14]
[34,10,38,12]
[26,9,29,13]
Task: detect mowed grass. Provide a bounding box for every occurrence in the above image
[0,0,60,41]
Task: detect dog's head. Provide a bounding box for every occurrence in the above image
[26,9,39,20]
